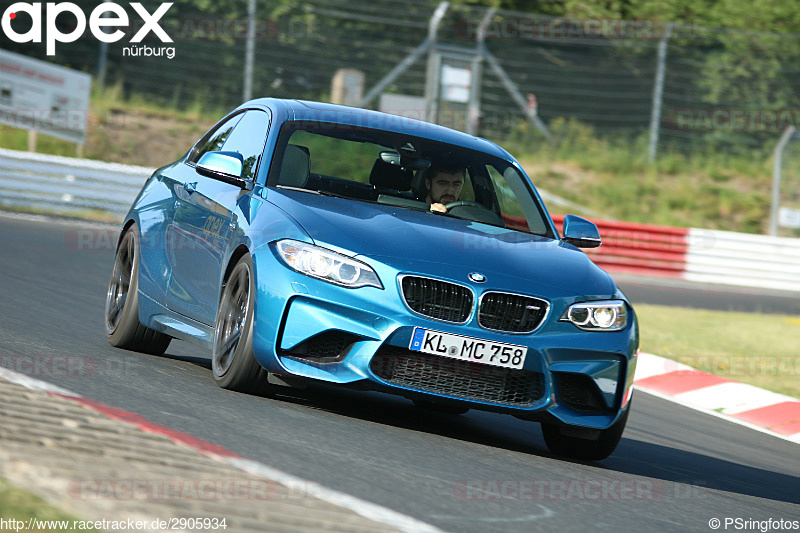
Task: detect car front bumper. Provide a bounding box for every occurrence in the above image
[250,247,638,431]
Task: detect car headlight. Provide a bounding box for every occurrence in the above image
[275,240,383,289]
[561,300,628,331]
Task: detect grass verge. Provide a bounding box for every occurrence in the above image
[636,303,800,398]
[0,205,122,224]
[0,476,88,532]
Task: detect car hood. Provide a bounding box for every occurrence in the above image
[267,189,615,297]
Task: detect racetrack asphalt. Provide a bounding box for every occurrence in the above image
[0,212,798,532]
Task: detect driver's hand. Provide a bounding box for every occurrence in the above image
[430,203,447,213]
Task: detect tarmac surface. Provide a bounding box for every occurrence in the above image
[0,212,798,532]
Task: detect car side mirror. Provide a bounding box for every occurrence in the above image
[561,214,602,248]
[196,151,251,189]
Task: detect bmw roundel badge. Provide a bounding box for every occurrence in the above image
[469,272,486,283]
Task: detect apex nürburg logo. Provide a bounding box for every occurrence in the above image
[2,2,174,57]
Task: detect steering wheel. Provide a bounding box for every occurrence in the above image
[444,201,485,210]
[443,200,504,226]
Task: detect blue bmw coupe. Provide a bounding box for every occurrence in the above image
[105,98,638,460]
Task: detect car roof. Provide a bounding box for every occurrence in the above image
[238,98,513,160]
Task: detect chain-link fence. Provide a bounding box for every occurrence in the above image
[2,0,800,160]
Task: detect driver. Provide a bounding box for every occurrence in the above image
[423,162,466,213]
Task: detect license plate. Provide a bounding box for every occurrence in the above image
[409,328,527,370]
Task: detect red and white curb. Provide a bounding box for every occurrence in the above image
[548,215,800,292]
[0,366,444,533]
[634,352,800,443]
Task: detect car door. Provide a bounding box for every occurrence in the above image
[166,109,271,326]
[134,162,181,308]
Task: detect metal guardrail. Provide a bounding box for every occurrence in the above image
[0,148,153,220]
[553,215,691,278]
[685,228,800,292]
[552,214,800,292]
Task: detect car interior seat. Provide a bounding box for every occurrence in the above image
[279,144,310,188]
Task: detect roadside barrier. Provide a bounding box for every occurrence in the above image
[552,215,690,278]
[0,148,151,218]
[684,228,800,292]
[552,215,800,292]
[1,148,797,291]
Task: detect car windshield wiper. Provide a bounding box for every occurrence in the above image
[275,186,350,200]
[437,210,503,228]
[276,185,321,194]
[314,190,354,200]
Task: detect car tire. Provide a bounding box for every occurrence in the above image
[541,402,631,461]
[105,223,171,355]
[211,254,269,393]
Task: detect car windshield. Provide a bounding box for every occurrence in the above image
[269,120,553,236]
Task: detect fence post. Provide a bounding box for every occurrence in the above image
[424,2,450,122]
[243,0,256,102]
[771,126,797,236]
[648,22,674,163]
[96,0,113,90]
[360,2,448,109]
[97,41,108,91]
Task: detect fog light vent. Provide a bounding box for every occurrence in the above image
[555,372,613,412]
[282,330,358,362]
